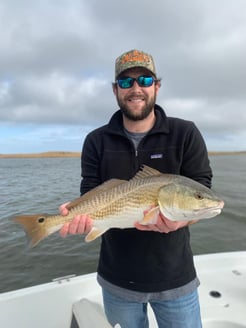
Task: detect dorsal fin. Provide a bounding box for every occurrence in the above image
[66,179,127,210]
[132,165,161,180]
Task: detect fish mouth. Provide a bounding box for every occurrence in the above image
[193,203,224,219]
[195,201,224,213]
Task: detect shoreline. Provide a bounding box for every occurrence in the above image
[0,151,246,159]
[0,151,81,158]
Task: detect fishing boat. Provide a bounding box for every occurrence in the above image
[0,251,245,327]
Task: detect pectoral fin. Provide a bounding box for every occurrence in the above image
[139,206,160,225]
[85,227,108,242]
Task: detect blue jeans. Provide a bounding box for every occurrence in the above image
[102,288,202,328]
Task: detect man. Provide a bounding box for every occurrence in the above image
[60,49,212,327]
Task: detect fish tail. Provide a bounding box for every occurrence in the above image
[14,214,53,247]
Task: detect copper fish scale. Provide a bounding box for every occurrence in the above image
[69,176,168,220]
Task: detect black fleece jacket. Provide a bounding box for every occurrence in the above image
[80,105,212,292]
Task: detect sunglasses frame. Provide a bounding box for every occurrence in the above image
[115,75,157,89]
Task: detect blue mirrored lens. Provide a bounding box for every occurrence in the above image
[138,76,154,87]
[118,77,134,88]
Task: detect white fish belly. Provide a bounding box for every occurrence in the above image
[93,206,147,231]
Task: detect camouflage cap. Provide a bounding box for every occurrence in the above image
[115,49,156,79]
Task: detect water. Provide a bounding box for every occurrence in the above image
[0,155,246,293]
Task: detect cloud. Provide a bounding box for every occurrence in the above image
[0,73,114,125]
[0,0,245,152]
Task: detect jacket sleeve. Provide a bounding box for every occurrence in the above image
[181,122,213,188]
[80,131,102,195]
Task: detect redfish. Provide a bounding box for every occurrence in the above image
[15,166,224,246]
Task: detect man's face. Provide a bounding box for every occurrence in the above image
[113,68,161,121]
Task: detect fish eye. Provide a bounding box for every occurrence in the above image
[195,192,204,200]
[38,217,45,223]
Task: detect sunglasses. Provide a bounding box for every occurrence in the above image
[116,75,156,89]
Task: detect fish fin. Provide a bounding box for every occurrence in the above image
[85,227,107,243]
[66,179,127,210]
[131,165,161,181]
[139,206,160,225]
[14,214,55,247]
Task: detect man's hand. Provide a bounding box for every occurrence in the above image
[135,207,197,233]
[59,203,93,237]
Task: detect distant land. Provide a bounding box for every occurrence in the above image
[0,151,81,158]
[0,151,246,158]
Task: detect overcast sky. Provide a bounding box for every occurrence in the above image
[0,0,245,153]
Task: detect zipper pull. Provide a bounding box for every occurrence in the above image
[135,149,138,157]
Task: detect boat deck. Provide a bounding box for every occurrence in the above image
[0,251,246,327]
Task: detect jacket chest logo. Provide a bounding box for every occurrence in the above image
[150,153,163,159]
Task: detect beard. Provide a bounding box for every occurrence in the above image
[116,92,156,121]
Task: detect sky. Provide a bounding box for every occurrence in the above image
[0,0,245,153]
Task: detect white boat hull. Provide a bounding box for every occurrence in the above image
[0,251,246,328]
